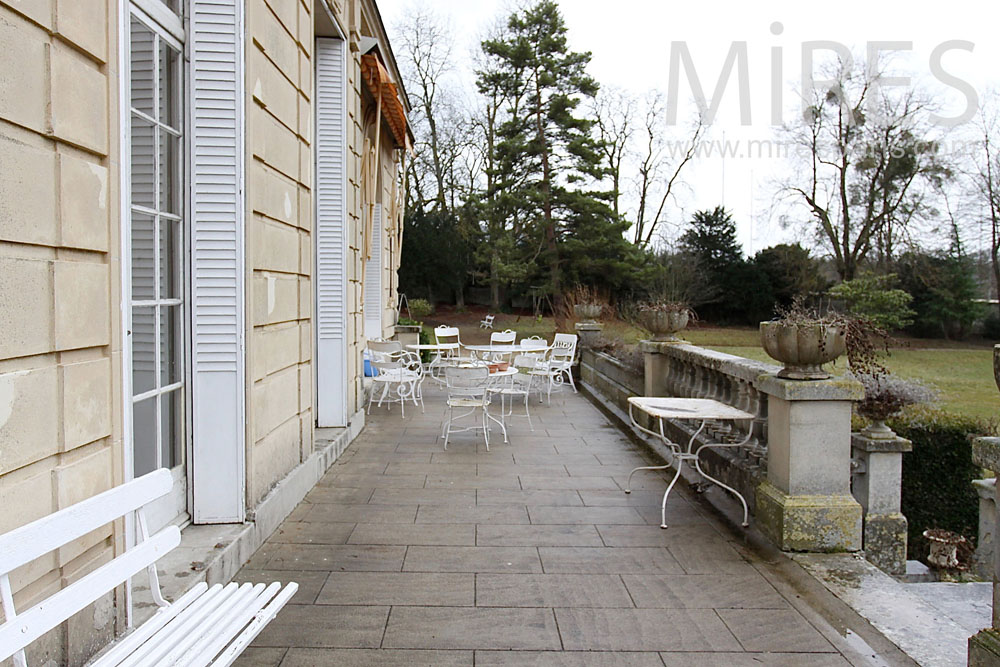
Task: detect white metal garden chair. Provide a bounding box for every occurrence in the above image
[531,332,578,401]
[486,329,517,361]
[480,314,495,329]
[440,365,495,449]
[491,354,542,437]
[367,340,425,417]
[434,325,475,365]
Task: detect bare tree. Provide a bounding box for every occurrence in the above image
[631,92,705,247]
[593,87,634,219]
[778,56,951,280]
[970,93,1000,315]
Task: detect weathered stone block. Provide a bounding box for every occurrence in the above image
[974,478,996,579]
[0,365,59,472]
[251,105,299,179]
[969,629,1000,667]
[55,0,108,62]
[0,134,57,246]
[254,216,300,274]
[862,512,908,575]
[53,260,109,350]
[59,152,109,251]
[0,17,48,133]
[5,0,54,29]
[251,47,299,132]
[50,43,108,154]
[0,256,54,359]
[251,364,299,441]
[256,322,299,378]
[252,273,298,326]
[249,413,299,504]
[249,2,299,82]
[250,161,297,224]
[974,437,1000,473]
[766,396,853,496]
[756,481,862,552]
[62,357,112,450]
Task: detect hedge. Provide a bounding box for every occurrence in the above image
[890,409,994,561]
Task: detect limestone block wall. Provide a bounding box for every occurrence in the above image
[246,0,317,507]
[0,0,123,662]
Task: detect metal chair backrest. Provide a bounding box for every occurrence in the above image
[368,339,402,361]
[444,365,490,399]
[518,336,549,355]
[372,349,422,378]
[490,329,516,345]
[550,333,578,361]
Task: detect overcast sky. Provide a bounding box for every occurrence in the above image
[379,0,1000,256]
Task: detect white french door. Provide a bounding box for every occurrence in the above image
[315,37,349,427]
[125,2,188,531]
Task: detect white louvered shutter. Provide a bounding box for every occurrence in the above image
[364,204,383,340]
[189,0,245,523]
[315,38,348,427]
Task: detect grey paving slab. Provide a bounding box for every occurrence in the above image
[539,546,683,574]
[251,604,390,648]
[431,451,516,463]
[475,651,664,666]
[369,488,477,505]
[426,475,522,489]
[595,524,723,547]
[278,648,473,666]
[668,539,756,575]
[578,489,672,507]
[528,506,646,525]
[231,647,286,666]
[513,453,601,466]
[348,523,476,546]
[477,463,569,477]
[555,608,742,651]
[659,653,850,666]
[233,570,329,605]
[477,488,583,506]
[268,521,356,545]
[302,503,417,524]
[416,504,531,524]
[519,475,620,490]
[476,524,603,547]
[331,473,427,488]
[403,546,543,573]
[563,464,647,477]
[476,573,633,607]
[717,609,836,652]
[382,607,561,650]
[304,486,376,504]
[327,462,390,475]
[384,462,477,476]
[621,573,790,609]
[264,544,406,572]
[316,572,474,606]
[633,504,709,527]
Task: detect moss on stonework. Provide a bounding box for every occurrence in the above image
[756,481,862,552]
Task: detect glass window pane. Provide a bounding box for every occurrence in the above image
[160,390,181,469]
[159,129,180,214]
[159,217,179,299]
[130,18,155,116]
[133,397,157,475]
[130,115,156,209]
[159,40,181,130]
[132,306,157,395]
[131,211,155,301]
[160,305,181,386]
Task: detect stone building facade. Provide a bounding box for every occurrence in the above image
[0,0,408,662]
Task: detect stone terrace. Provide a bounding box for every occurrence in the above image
[232,383,864,666]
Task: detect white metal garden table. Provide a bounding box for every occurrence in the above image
[625,396,754,529]
[406,342,460,380]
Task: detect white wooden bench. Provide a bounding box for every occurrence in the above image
[0,469,297,666]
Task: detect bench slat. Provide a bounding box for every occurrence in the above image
[88,582,209,667]
[206,583,298,667]
[0,470,172,575]
[0,526,179,661]
[115,582,243,667]
[158,583,268,666]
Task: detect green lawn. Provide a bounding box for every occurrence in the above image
[694,330,998,422]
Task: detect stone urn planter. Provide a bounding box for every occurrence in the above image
[573,303,603,323]
[760,321,846,380]
[923,528,966,569]
[638,309,689,342]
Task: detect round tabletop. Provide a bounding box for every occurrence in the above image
[464,344,549,352]
[405,343,459,350]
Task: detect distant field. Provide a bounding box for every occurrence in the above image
[425,308,998,422]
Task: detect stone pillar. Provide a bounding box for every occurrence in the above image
[640,340,679,398]
[754,374,864,552]
[974,478,997,579]
[850,432,912,574]
[574,322,603,349]
[969,437,1000,666]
